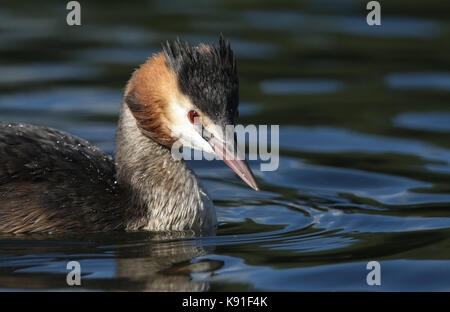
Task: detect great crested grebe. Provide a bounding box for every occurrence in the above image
[0,36,259,234]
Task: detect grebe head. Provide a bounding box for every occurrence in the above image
[123,35,259,190]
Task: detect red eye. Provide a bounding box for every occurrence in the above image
[188,110,200,124]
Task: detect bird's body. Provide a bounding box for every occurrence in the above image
[0,107,215,234]
[0,36,257,234]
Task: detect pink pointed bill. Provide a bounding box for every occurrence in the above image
[208,136,259,191]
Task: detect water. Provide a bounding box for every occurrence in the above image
[1,0,450,291]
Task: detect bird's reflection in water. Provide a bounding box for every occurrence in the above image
[114,231,223,291]
[0,231,223,291]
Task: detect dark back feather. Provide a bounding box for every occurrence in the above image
[0,123,124,233]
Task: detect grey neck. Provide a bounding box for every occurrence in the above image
[115,103,216,232]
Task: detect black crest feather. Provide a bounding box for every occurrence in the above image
[162,35,239,124]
